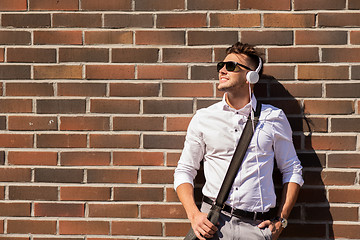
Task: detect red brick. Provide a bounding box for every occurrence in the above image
[135,0,185,10]
[270,83,322,98]
[34,203,84,217]
[281,224,326,238]
[143,100,193,114]
[166,187,180,201]
[0,168,31,182]
[35,168,84,183]
[188,31,238,46]
[0,0,27,11]
[138,65,188,79]
[141,169,175,184]
[37,99,86,114]
[241,0,290,10]
[81,0,132,10]
[85,31,133,44]
[29,0,79,10]
[298,65,349,80]
[113,116,164,131]
[0,30,31,44]
[268,47,319,63]
[60,116,110,131]
[329,189,360,203]
[87,169,138,183]
[112,221,162,236]
[34,65,82,79]
[37,134,87,148]
[8,220,56,234]
[162,83,213,97]
[157,13,207,28]
[264,13,315,28]
[34,30,82,45]
[88,203,138,218]
[60,186,111,201]
[304,100,354,115]
[167,152,181,167]
[327,83,360,98]
[332,225,360,239]
[110,83,159,97]
[0,49,3,62]
[6,83,54,96]
[53,13,102,28]
[8,151,57,166]
[350,31,360,44]
[141,204,186,219]
[112,48,159,63]
[331,118,360,132]
[90,99,139,114]
[7,47,56,63]
[59,48,109,62]
[57,83,106,97]
[305,136,357,151]
[60,151,111,166]
[90,134,140,148]
[296,30,347,45]
[241,31,293,46]
[163,48,212,63]
[303,170,356,186]
[0,65,30,79]
[0,134,33,148]
[188,0,237,10]
[2,14,51,28]
[86,65,135,79]
[328,153,360,168]
[262,65,295,80]
[165,222,190,237]
[210,13,260,28]
[166,117,192,131]
[323,48,360,63]
[114,187,164,201]
[9,186,58,200]
[136,31,185,45]
[319,13,360,27]
[349,0,360,9]
[59,221,109,235]
[8,116,57,131]
[294,0,345,10]
[0,186,4,199]
[113,152,164,166]
[0,202,30,216]
[104,14,153,28]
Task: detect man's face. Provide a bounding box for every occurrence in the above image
[217,53,253,92]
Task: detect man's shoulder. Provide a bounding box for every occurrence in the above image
[259,103,286,120]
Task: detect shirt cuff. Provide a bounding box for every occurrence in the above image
[283,174,304,187]
[174,173,194,191]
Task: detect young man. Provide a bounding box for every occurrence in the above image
[174,42,303,240]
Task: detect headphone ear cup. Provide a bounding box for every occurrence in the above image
[246,71,259,84]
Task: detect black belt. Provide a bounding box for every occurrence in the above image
[203,196,274,221]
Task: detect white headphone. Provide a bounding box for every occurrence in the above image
[246,57,262,84]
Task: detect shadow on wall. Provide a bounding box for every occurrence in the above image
[193,74,334,240]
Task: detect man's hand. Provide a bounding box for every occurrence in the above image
[190,211,218,240]
[258,220,283,240]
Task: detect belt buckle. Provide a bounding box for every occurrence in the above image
[253,212,257,221]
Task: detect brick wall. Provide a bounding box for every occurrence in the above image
[0,0,359,239]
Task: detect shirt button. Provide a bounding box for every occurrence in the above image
[235,129,238,132]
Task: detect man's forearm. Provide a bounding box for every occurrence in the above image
[176,183,201,220]
[277,182,301,219]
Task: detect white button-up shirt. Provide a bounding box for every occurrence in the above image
[174,94,304,213]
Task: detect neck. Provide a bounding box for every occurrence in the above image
[225,91,251,110]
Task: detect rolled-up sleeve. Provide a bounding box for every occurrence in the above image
[272,110,304,186]
[174,113,205,191]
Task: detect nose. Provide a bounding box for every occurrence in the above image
[219,65,227,74]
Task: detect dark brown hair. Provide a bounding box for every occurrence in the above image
[226,42,263,75]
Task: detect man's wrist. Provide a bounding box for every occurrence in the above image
[273,216,288,229]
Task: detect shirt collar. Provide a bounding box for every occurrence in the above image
[221,93,257,116]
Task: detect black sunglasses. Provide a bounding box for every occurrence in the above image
[217,61,252,72]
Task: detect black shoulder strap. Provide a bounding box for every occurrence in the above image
[214,101,262,207]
